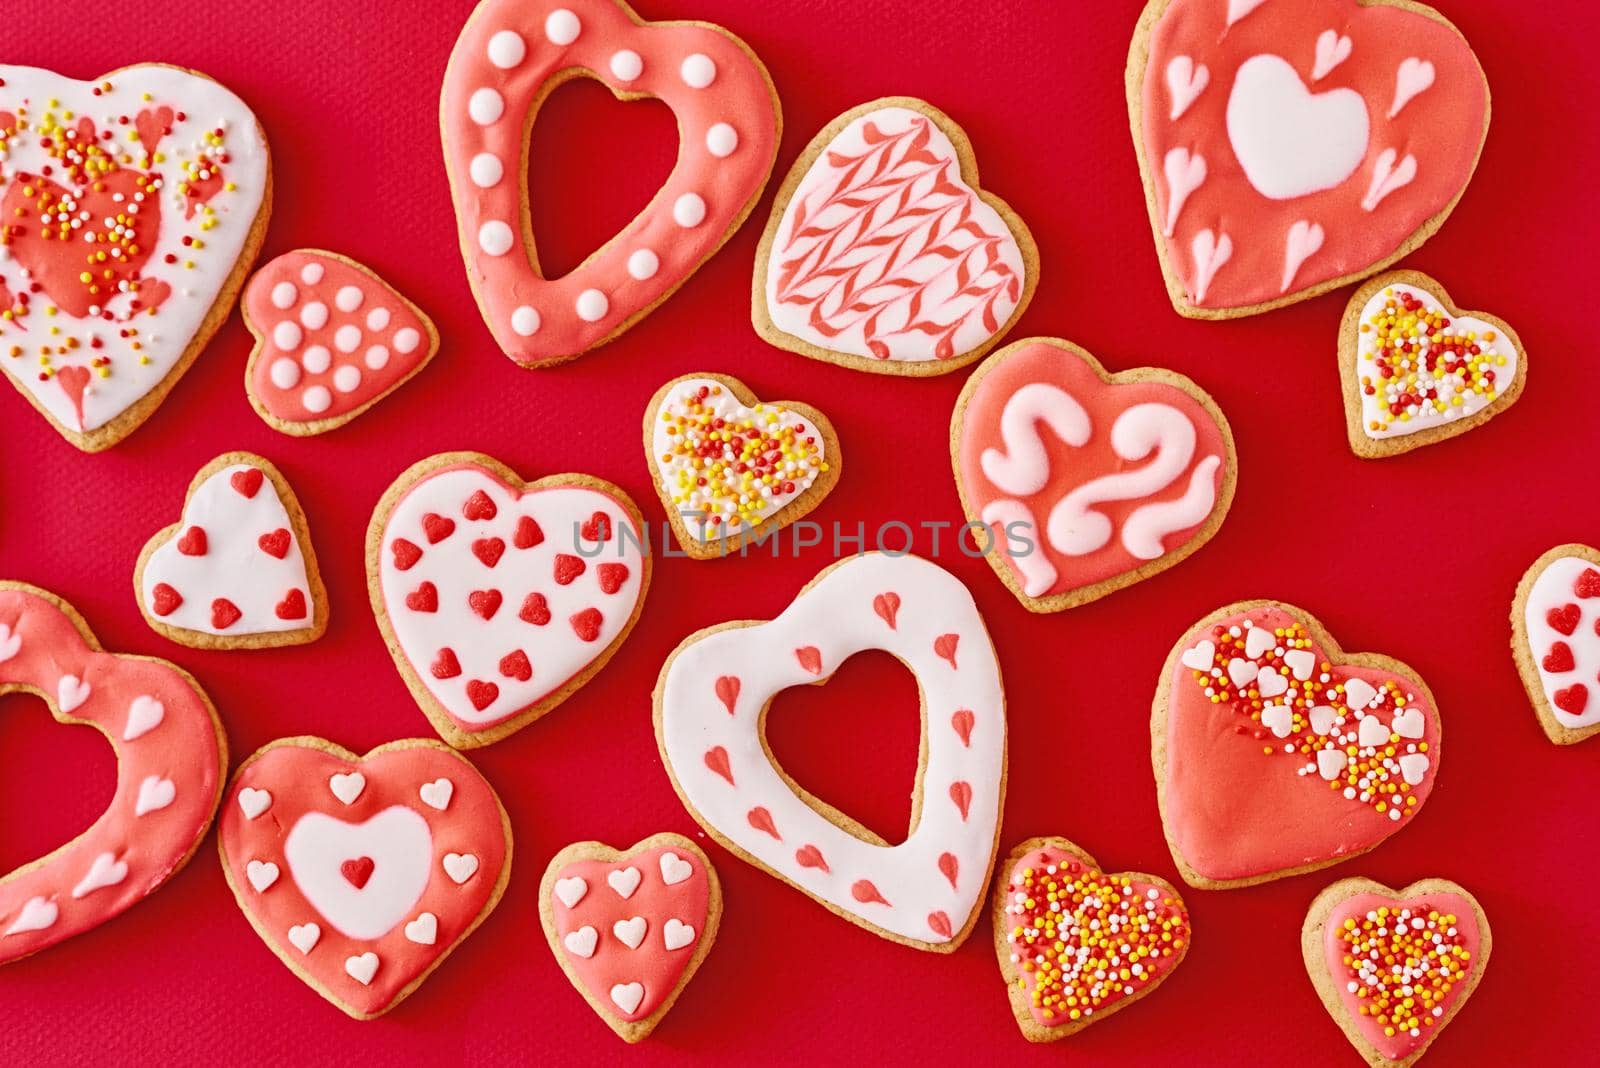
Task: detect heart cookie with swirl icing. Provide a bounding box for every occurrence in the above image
[1153,600,1441,888]
[754,97,1038,375]
[1127,0,1489,317]
[953,337,1236,611]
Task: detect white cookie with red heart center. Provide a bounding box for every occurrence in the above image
[368,453,651,749]
[217,738,512,1020]
[135,452,327,649]
[655,552,1005,951]
[1514,544,1600,745]
[0,64,270,451]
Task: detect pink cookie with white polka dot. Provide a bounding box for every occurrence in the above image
[243,250,439,435]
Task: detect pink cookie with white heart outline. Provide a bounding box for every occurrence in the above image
[1,583,227,966]
[654,552,1006,951]
[441,0,780,366]
[135,451,328,649]
[1127,0,1489,317]
[367,452,651,749]
[539,834,720,1042]
[217,737,513,1020]
[242,250,438,435]
[1513,543,1600,745]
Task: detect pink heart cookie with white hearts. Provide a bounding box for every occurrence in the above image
[539,835,719,1042]
[1128,0,1489,316]
[242,250,438,435]
[0,583,226,966]
[441,0,780,366]
[217,737,512,1019]
[953,337,1236,611]
[368,453,651,748]
[1514,544,1600,745]
[0,63,270,451]
[136,452,327,648]
[654,552,1005,951]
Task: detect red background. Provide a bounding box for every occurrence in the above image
[2,1,1594,1064]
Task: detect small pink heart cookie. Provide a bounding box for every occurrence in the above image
[539,835,719,1042]
[135,452,327,649]
[217,737,512,1019]
[1513,543,1600,745]
[441,0,780,366]
[1,583,226,966]
[368,452,651,748]
[242,250,438,434]
[655,552,1005,951]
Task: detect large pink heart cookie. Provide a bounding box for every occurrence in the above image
[441,0,780,366]
[1154,600,1441,888]
[217,738,512,1019]
[1514,543,1600,745]
[1128,0,1489,316]
[954,337,1236,611]
[0,63,270,450]
[540,835,719,1042]
[654,552,1005,951]
[368,453,650,748]
[0,583,226,965]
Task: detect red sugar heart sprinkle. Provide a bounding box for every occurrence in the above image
[151,583,183,616]
[211,598,241,630]
[519,592,551,626]
[431,648,462,679]
[553,554,586,585]
[472,537,505,568]
[230,468,264,498]
[391,538,422,571]
[1548,604,1582,636]
[258,528,291,559]
[580,512,611,542]
[1555,684,1589,716]
[1544,642,1576,674]
[422,513,456,544]
[466,679,499,711]
[468,589,502,620]
[513,516,544,549]
[597,563,629,594]
[275,589,307,621]
[405,582,438,612]
[177,526,207,556]
[1577,569,1600,599]
[499,650,532,681]
[463,490,497,521]
[570,607,603,642]
[340,857,375,889]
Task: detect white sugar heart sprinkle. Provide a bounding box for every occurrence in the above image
[418,778,454,810]
[1244,626,1276,659]
[1284,649,1317,682]
[1344,678,1378,710]
[1392,708,1425,740]
[287,923,321,954]
[404,913,439,945]
[1226,658,1257,690]
[1358,714,1391,749]
[237,787,272,819]
[1180,639,1215,672]
[443,853,479,884]
[554,876,588,908]
[663,918,696,951]
[607,866,642,899]
[329,772,366,805]
[246,860,280,892]
[563,925,598,958]
[612,916,647,949]
[610,982,645,1015]
[658,852,693,886]
[345,952,379,985]
[1256,667,1289,699]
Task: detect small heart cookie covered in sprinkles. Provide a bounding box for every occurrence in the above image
[643,373,840,559]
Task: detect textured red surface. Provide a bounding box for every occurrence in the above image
[1,1,1595,1064]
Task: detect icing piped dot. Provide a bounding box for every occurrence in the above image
[273,321,303,351]
[487,30,527,69]
[681,54,717,89]
[335,325,362,354]
[610,50,644,81]
[627,249,660,280]
[511,306,541,336]
[269,358,300,389]
[300,263,325,285]
[469,153,503,189]
[479,221,514,256]
[469,88,505,126]
[393,328,421,354]
[299,301,329,330]
[302,386,332,413]
[545,9,581,45]
[576,289,609,322]
[270,282,298,309]
[366,307,391,331]
[706,123,738,158]
[301,345,332,374]
[334,366,362,393]
[673,193,707,228]
[366,345,391,370]
[335,286,364,313]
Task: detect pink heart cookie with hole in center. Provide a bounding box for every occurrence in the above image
[441,0,779,366]
[1514,544,1600,745]
[1129,0,1488,316]
[540,835,719,1042]
[217,738,512,1019]
[0,583,226,966]
[655,552,1005,951]
[368,453,651,748]
[954,337,1236,611]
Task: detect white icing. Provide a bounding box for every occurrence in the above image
[0,623,19,663]
[300,301,329,330]
[1281,220,1325,293]
[1226,55,1368,201]
[269,358,301,389]
[366,345,391,371]
[70,852,128,898]
[134,775,176,816]
[979,383,1089,497]
[1165,56,1208,120]
[300,263,325,285]
[1390,58,1436,118]
[979,498,1058,598]
[1525,556,1600,728]
[273,321,303,351]
[1190,229,1232,304]
[123,695,165,740]
[282,806,432,940]
[1162,147,1206,237]
[271,282,298,309]
[1312,30,1353,81]
[1361,148,1418,212]
[57,674,90,712]
[302,386,332,413]
[627,249,660,280]
[4,897,58,936]
[366,307,391,331]
[302,345,332,374]
[335,285,365,313]
[575,289,609,322]
[1227,0,1270,27]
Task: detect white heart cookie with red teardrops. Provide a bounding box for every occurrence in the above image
[654,552,1006,951]
[0,64,270,451]
[369,453,651,749]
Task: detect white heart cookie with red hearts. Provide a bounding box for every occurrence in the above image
[1129,0,1489,316]
[0,63,270,451]
[1514,544,1600,745]
[368,453,651,748]
[754,97,1037,375]
[217,738,512,1019]
[644,373,839,559]
[654,552,1005,951]
[136,452,327,648]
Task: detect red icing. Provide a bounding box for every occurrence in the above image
[703,746,734,785]
[714,674,740,715]
[934,633,959,668]
[0,586,224,964]
[850,879,889,906]
[872,592,900,629]
[747,806,779,840]
[795,844,829,873]
[950,708,975,747]
[948,781,972,821]
[794,645,822,675]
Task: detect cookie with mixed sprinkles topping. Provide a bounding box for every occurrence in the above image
[1302,876,1490,1068]
[1152,600,1442,889]
[1339,270,1525,458]
[643,372,840,559]
[0,64,271,451]
[992,837,1190,1041]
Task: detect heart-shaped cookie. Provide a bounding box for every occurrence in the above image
[993,837,1190,1041]
[539,834,719,1042]
[217,737,512,1019]
[1153,600,1441,888]
[368,452,650,748]
[655,552,1005,951]
[1339,271,1525,457]
[1302,877,1489,1067]
[753,97,1037,375]
[0,583,226,965]
[644,373,840,558]
[441,0,780,366]
[953,337,1236,611]
[135,452,327,648]
[242,250,438,435]
[1127,0,1489,317]
[0,63,270,450]
[1513,543,1600,745]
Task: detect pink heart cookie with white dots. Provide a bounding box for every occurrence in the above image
[367,452,651,749]
[217,737,512,1019]
[242,250,437,435]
